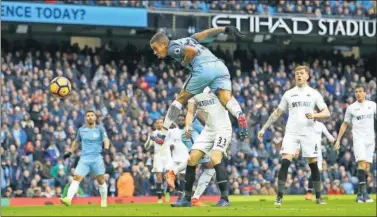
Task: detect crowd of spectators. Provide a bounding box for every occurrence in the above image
[36,0,377,18]
[1,37,376,198]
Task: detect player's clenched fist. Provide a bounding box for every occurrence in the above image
[257,130,265,141]
[334,140,341,150]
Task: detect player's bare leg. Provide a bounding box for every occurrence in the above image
[151,91,193,144]
[60,175,83,206]
[171,150,204,207]
[308,157,325,204]
[192,161,215,207]
[156,172,164,203]
[275,154,293,206]
[217,89,249,139]
[96,174,108,207]
[210,150,230,207]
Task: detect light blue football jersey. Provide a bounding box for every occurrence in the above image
[74,125,108,159]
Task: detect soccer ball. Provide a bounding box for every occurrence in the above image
[50,76,72,98]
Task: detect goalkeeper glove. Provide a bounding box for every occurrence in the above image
[225,26,245,39]
[63,152,72,160]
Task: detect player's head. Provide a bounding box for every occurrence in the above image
[355,85,366,102]
[150,32,169,59]
[294,65,309,87]
[85,110,97,126]
[178,115,185,129]
[154,118,163,130]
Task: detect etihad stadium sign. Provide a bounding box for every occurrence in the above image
[212,14,376,37]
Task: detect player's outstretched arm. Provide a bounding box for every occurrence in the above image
[334,122,349,149]
[193,26,244,42]
[258,108,284,141]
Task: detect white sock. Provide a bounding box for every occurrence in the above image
[67,180,80,201]
[163,100,183,130]
[174,160,188,175]
[192,168,216,199]
[99,182,108,202]
[225,97,243,118]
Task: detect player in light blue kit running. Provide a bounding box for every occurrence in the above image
[149,26,249,144]
[60,110,110,208]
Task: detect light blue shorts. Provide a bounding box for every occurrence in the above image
[75,155,105,177]
[183,60,231,95]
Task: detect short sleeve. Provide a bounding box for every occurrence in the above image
[101,126,108,140]
[277,92,289,112]
[190,34,199,41]
[74,128,81,143]
[315,92,327,111]
[344,106,352,123]
[168,42,185,59]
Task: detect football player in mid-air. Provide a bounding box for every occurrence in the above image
[335,86,376,203]
[149,26,249,146]
[258,65,330,206]
[171,88,232,207]
[60,110,110,207]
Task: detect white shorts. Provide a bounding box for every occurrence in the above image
[152,156,173,173]
[353,141,375,163]
[296,143,323,170]
[282,134,318,158]
[191,129,232,157]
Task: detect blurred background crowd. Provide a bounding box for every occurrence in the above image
[36,0,377,17]
[1,35,376,198]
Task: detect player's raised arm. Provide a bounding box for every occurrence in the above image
[192,26,244,42]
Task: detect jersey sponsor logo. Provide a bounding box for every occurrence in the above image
[356,114,374,120]
[291,101,312,108]
[198,99,216,107]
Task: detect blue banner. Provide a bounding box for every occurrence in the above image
[1,1,147,27]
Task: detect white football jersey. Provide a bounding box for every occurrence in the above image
[278,86,327,136]
[344,100,376,143]
[144,129,172,158]
[166,127,189,162]
[188,92,232,132]
[313,121,335,146]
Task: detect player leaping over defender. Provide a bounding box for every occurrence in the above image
[149,26,249,144]
[171,88,232,207]
[60,110,110,208]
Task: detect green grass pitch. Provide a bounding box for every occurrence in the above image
[2,195,376,216]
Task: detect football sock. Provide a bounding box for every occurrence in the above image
[163,100,183,130]
[214,163,229,201]
[307,175,313,193]
[309,162,321,199]
[156,183,163,199]
[99,182,108,202]
[357,169,367,196]
[184,165,197,201]
[174,160,187,175]
[192,168,215,199]
[225,97,243,118]
[175,179,184,198]
[277,159,291,198]
[67,180,80,201]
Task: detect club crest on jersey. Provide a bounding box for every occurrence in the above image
[91,132,99,139]
[307,94,311,97]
